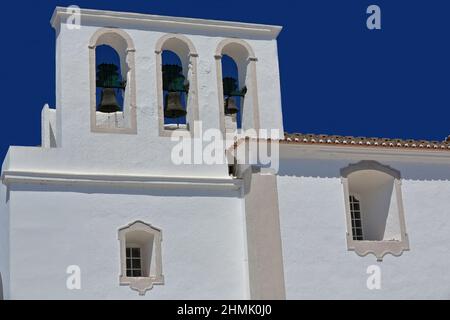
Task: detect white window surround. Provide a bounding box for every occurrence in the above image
[155,34,199,137]
[89,27,137,134]
[118,221,163,295]
[341,160,410,261]
[215,38,260,137]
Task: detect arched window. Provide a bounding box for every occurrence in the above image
[215,39,259,135]
[118,221,163,295]
[341,161,410,261]
[89,28,137,134]
[155,34,199,136]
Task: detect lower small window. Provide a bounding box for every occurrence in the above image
[118,221,164,295]
[126,247,142,277]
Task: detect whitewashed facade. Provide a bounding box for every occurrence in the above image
[1,7,450,300]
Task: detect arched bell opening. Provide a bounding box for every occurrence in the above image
[155,34,199,136]
[89,28,137,133]
[162,50,188,129]
[221,54,244,130]
[216,39,259,136]
[95,45,124,113]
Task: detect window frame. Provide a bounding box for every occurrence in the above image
[349,194,364,241]
[118,221,164,295]
[126,246,143,277]
[341,160,410,261]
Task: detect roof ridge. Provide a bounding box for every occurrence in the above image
[283,132,450,150]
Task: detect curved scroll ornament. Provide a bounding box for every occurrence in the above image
[346,236,410,262]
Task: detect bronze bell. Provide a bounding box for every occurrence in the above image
[224,97,239,115]
[164,92,187,118]
[98,88,120,113]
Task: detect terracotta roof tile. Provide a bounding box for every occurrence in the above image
[283,133,450,151]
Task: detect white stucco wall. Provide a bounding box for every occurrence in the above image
[41,104,57,148]
[277,156,450,299]
[7,183,247,299]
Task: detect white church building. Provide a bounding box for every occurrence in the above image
[1,7,450,300]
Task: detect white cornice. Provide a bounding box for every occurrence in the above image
[50,7,282,39]
[280,143,450,164]
[2,170,242,190]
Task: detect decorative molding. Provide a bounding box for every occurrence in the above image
[51,7,282,39]
[118,221,164,295]
[155,33,198,56]
[340,160,401,179]
[215,39,260,136]
[280,143,450,165]
[215,38,257,59]
[346,237,410,262]
[341,162,410,261]
[89,28,137,134]
[88,27,136,51]
[155,34,199,137]
[2,170,242,190]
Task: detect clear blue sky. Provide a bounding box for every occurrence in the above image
[1,0,449,160]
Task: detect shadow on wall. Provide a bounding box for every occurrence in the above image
[278,158,450,182]
[8,182,240,199]
[347,169,399,241]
